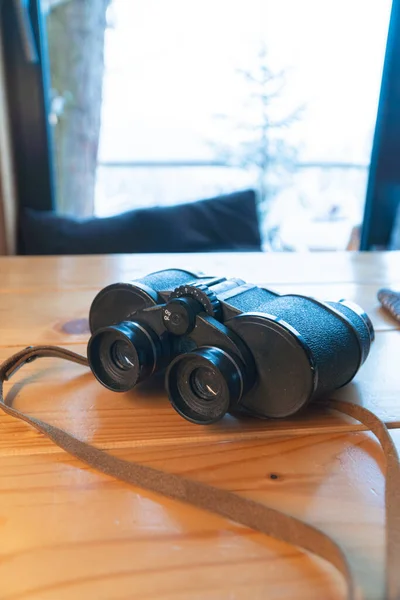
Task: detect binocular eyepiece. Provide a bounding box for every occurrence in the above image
[87,269,374,425]
[166,346,247,424]
[88,320,161,392]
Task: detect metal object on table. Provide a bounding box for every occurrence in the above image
[378,288,400,322]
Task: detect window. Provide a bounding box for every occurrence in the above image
[94,0,391,252]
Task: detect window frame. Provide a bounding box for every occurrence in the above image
[360,0,400,250]
[0,0,55,216]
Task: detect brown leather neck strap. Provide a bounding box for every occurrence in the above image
[0,346,399,600]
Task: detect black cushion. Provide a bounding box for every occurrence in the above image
[20,189,261,255]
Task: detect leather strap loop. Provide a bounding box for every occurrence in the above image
[0,345,89,381]
[1,346,399,599]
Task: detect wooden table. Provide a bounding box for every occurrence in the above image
[0,252,399,600]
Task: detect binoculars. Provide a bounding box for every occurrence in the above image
[87,269,374,424]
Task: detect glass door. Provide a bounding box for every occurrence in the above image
[3,0,395,250]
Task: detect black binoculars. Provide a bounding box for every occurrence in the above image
[87,269,374,424]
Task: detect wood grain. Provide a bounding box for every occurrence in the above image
[0,428,396,600]
[0,251,399,291]
[0,252,399,600]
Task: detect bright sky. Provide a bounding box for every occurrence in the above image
[99,0,392,165]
